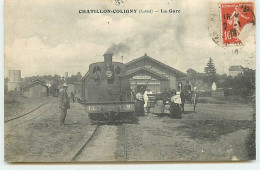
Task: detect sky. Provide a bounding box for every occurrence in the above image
[4,0,256,78]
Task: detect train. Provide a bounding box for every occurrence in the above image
[81,53,136,123]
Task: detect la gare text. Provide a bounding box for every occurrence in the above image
[139,9,181,14]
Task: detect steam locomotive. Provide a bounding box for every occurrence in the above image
[81,53,135,122]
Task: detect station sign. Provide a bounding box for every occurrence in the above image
[133,75,151,80]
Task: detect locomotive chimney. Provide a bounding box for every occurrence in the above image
[103,53,113,66]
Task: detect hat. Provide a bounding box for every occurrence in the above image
[63,83,68,87]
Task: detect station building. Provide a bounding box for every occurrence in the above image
[125,54,186,93]
[23,79,49,98]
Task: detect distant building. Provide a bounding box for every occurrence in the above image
[23,79,49,98]
[229,65,244,77]
[8,70,22,91]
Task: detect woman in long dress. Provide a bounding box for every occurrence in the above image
[134,91,145,116]
[170,91,182,119]
[153,92,165,117]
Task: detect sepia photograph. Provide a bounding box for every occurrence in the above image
[3,0,256,163]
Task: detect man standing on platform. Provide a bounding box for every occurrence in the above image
[59,83,70,125]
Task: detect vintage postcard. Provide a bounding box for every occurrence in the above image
[4,0,256,162]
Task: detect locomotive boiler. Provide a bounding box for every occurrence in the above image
[81,53,135,122]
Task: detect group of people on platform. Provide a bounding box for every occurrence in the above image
[132,81,192,119]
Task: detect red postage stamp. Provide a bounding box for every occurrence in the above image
[221,2,255,46]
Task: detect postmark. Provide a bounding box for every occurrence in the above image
[208,1,255,48]
[221,2,255,46]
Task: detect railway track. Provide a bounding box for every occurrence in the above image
[71,121,100,161]
[71,122,129,162]
[4,102,49,123]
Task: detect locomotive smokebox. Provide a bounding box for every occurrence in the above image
[103,53,113,66]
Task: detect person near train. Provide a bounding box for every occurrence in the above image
[130,87,135,101]
[184,80,192,92]
[181,80,192,113]
[170,91,182,119]
[153,92,164,117]
[134,90,145,116]
[184,80,192,101]
[143,88,153,113]
[59,83,70,125]
[161,88,169,104]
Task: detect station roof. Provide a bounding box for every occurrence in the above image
[23,79,48,90]
[126,53,186,77]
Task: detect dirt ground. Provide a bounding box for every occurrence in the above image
[5,100,96,162]
[4,97,255,162]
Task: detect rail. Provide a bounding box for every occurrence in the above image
[4,102,49,123]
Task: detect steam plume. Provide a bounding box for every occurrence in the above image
[105,43,130,55]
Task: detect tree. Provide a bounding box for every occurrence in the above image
[233,68,255,98]
[76,72,82,81]
[204,57,217,85]
[219,68,255,98]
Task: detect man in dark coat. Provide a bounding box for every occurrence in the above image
[161,88,169,104]
[60,83,70,125]
[180,81,192,113]
[184,81,192,93]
